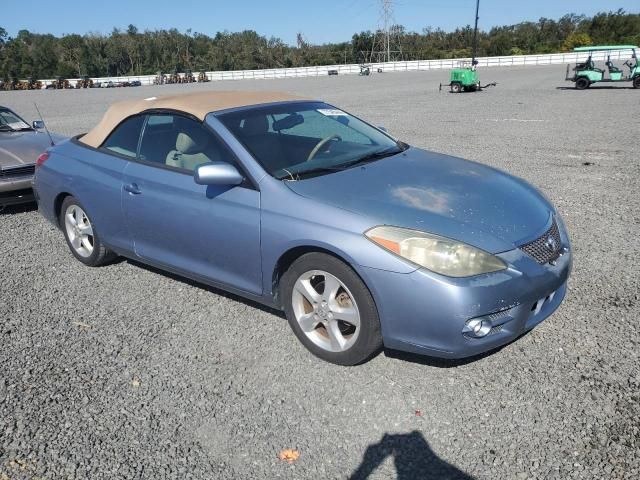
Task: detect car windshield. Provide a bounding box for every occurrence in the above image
[0,108,31,131]
[217,102,405,179]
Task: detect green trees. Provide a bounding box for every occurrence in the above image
[562,32,593,51]
[1,10,638,80]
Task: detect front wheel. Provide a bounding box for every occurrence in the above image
[575,77,590,90]
[281,253,382,365]
[450,82,462,93]
[633,76,640,89]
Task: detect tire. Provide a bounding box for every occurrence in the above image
[633,76,640,89]
[59,196,116,267]
[280,253,383,365]
[575,77,590,90]
[450,82,462,93]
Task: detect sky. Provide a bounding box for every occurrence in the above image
[2,0,638,45]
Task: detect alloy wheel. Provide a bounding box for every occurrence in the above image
[64,205,94,258]
[291,270,361,353]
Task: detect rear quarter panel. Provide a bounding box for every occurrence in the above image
[34,139,130,252]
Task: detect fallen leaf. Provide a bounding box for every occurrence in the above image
[415,410,423,417]
[278,448,300,464]
[72,321,91,329]
[131,378,140,388]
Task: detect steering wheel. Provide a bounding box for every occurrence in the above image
[307,135,342,161]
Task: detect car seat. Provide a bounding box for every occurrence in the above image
[586,58,604,73]
[239,115,289,171]
[606,60,621,73]
[166,129,216,170]
[242,115,270,137]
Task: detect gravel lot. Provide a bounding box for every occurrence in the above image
[1,65,639,479]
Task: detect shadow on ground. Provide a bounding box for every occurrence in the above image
[0,202,38,215]
[555,85,636,90]
[125,258,286,319]
[127,258,528,368]
[349,431,474,480]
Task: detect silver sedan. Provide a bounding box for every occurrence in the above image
[0,106,64,208]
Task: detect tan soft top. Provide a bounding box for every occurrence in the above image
[80,90,308,148]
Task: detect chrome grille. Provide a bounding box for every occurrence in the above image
[488,324,503,336]
[520,219,562,264]
[0,164,35,178]
[485,309,511,323]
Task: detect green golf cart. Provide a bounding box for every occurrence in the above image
[566,45,640,89]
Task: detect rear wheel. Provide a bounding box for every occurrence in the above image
[575,77,590,90]
[281,253,382,365]
[633,76,640,89]
[60,196,115,267]
[450,82,462,93]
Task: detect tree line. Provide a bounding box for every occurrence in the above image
[1,9,638,80]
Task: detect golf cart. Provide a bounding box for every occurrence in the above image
[565,45,640,89]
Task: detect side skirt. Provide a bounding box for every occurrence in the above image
[105,246,280,311]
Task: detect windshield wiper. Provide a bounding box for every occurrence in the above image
[329,146,403,171]
[0,125,15,132]
[277,146,405,180]
[283,166,339,180]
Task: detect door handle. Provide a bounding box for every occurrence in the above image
[124,183,141,195]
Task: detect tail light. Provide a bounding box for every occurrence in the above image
[36,152,49,167]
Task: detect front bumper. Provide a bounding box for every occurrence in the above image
[0,177,35,207]
[358,230,572,359]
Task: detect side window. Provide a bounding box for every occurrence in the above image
[101,115,145,158]
[0,109,26,126]
[139,114,228,172]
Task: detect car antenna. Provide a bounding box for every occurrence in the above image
[33,103,55,146]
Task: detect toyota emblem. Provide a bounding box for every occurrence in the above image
[545,235,557,253]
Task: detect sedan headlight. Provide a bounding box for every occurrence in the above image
[365,226,507,277]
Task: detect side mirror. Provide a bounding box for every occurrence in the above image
[33,120,45,129]
[194,162,243,186]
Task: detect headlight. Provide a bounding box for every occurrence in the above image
[365,225,507,277]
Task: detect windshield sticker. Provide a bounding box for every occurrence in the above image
[7,121,29,130]
[317,108,347,116]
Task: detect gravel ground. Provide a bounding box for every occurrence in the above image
[1,65,639,479]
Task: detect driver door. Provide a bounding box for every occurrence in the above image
[122,113,262,295]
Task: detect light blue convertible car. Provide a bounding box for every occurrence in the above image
[33,91,571,365]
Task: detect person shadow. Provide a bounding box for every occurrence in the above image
[349,431,474,480]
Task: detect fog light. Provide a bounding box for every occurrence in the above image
[463,317,492,338]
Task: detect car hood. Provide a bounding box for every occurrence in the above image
[285,147,553,253]
[0,131,65,168]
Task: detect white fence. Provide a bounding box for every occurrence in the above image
[37,49,632,87]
